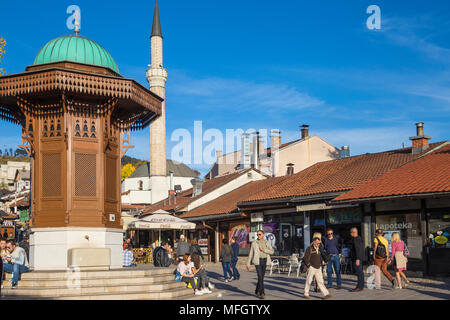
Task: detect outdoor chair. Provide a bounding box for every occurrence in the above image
[340,249,353,274]
[287,254,301,277]
[269,259,280,275]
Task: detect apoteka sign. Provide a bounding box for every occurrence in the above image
[378,222,412,230]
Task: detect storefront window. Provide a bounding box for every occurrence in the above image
[263,213,304,255]
[228,222,251,250]
[428,212,450,248]
[376,213,422,260]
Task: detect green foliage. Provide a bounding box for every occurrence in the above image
[121,155,147,168]
[0,155,30,165]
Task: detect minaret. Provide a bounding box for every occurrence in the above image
[147,0,169,203]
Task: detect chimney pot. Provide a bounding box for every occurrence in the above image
[416,122,424,136]
[301,124,309,139]
[286,163,295,176]
[340,146,350,158]
[270,129,281,152]
[409,122,430,154]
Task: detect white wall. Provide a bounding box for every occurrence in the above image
[185,169,267,212]
[273,135,340,177]
[121,175,195,204]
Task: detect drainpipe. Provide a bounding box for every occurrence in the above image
[215,222,220,263]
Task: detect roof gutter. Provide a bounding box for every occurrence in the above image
[183,211,244,222]
[331,191,450,204]
[238,197,293,208]
[290,192,344,203]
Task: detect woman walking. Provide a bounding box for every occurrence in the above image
[390,232,410,289]
[220,238,233,282]
[304,236,332,299]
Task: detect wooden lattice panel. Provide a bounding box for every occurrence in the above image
[74,153,97,197]
[42,153,61,197]
[105,156,117,201]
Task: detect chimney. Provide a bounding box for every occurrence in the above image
[286,163,295,176]
[252,132,260,170]
[340,146,350,158]
[169,170,174,191]
[270,129,281,152]
[191,178,204,197]
[301,124,309,139]
[409,122,430,154]
[241,133,251,169]
[258,137,265,156]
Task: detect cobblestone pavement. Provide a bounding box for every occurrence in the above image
[201,264,450,300]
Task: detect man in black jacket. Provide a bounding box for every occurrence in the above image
[350,227,364,292]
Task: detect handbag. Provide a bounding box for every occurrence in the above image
[394,251,407,269]
[174,271,182,282]
[403,241,410,256]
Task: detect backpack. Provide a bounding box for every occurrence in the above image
[375,237,387,259]
[153,247,170,267]
[300,247,310,274]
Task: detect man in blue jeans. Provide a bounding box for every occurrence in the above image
[2,239,29,289]
[230,236,240,280]
[324,228,342,289]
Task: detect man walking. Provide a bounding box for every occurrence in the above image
[2,239,29,289]
[350,227,364,292]
[373,229,395,289]
[247,230,274,299]
[230,236,240,280]
[304,236,332,299]
[324,228,342,289]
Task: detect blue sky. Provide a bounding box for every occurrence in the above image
[1,0,450,175]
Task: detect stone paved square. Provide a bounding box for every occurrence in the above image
[198,264,450,300]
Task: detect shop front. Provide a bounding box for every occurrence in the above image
[425,210,450,275]
[374,212,424,271]
[370,198,450,275]
[262,212,304,256]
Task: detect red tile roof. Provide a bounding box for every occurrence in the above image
[240,142,445,204]
[182,176,289,219]
[333,142,450,202]
[122,204,149,211]
[141,170,250,216]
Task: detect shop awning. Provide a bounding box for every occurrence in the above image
[128,212,195,230]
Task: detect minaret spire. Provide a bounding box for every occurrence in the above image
[147,0,168,204]
[151,0,162,38]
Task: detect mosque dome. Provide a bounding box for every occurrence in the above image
[33,35,119,74]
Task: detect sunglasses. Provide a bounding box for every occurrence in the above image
[257,233,263,236]
[327,233,333,235]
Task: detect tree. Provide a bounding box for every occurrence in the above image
[0,37,6,76]
[121,163,136,180]
[15,148,28,158]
